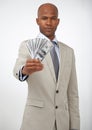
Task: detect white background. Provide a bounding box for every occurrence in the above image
[0,0,92,130]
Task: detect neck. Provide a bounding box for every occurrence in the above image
[40,32,55,40]
[47,36,55,41]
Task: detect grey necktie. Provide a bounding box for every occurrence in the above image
[50,41,59,81]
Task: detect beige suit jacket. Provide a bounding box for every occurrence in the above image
[13,40,80,130]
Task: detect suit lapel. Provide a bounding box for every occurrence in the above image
[57,42,66,87]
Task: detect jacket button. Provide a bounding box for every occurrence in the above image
[56,90,59,93]
[55,106,58,109]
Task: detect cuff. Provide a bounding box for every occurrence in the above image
[19,66,28,81]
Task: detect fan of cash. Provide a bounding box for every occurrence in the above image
[26,38,53,61]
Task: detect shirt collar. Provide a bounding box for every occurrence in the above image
[36,32,58,44]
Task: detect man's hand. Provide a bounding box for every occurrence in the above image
[22,59,43,75]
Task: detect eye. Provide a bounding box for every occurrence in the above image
[51,17,57,20]
[41,17,48,20]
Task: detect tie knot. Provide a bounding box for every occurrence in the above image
[52,41,57,45]
[52,41,59,48]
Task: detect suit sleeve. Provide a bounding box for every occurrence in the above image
[13,40,30,81]
[68,50,80,130]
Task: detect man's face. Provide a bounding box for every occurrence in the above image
[36,5,60,40]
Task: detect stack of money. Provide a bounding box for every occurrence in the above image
[26,38,53,61]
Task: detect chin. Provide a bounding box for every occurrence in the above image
[45,33,53,37]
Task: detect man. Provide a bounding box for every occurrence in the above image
[13,3,80,130]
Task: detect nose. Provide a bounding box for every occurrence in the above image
[46,18,52,25]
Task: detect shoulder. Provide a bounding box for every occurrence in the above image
[18,39,31,56]
[18,39,32,51]
[58,41,73,51]
[19,39,30,47]
[58,41,75,57]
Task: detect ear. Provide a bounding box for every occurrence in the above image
[36,18,39,25]
[57,18,60,25]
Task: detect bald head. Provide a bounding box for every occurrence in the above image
[36,3,59,40]
[37,3,58,17]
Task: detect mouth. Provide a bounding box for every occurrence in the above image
[45,28,53,32]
